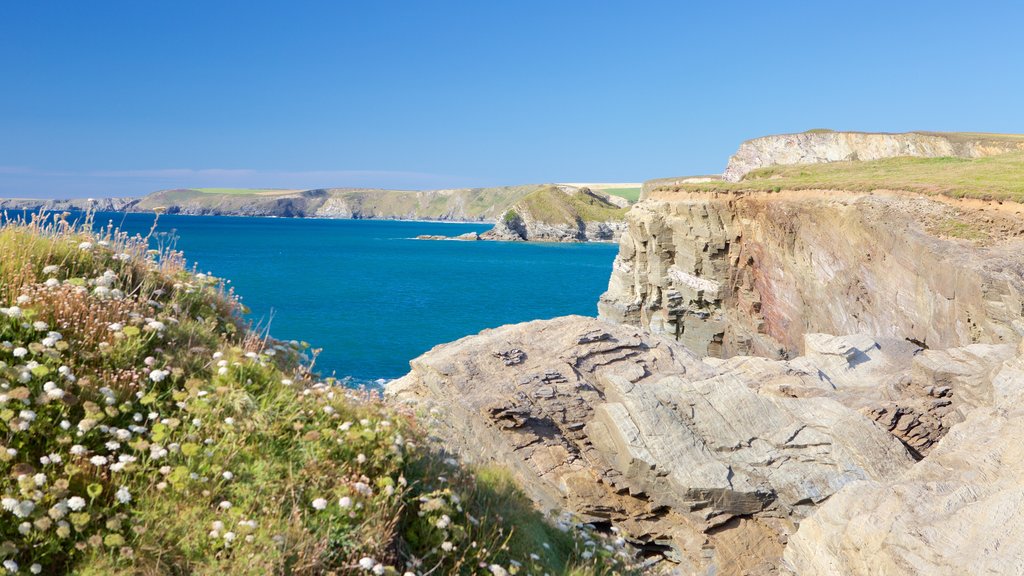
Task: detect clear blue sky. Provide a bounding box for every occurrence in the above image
[2,1,1022,198]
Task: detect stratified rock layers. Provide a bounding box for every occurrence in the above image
[388,316,923,574]
[598,191,1024,359]
[783,342,1024,576]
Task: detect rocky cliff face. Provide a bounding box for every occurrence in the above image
[0,197,140,212]
[723,131,1024,182]
[390,132,1024,574]
[388,316,1020,573]
[598,190,1024,359]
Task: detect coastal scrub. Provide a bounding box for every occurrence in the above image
[0,212,634,575]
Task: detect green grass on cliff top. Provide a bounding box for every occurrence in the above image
[518,186,628,224]
[663,152,1024,202]
[601,187,642,202]
[192,188,300,195]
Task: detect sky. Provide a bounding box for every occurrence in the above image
[2,1,1023,198]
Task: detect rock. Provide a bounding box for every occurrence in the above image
[387,316,917,572]
[722,131,1024,182]
[598,192,1024,358]
[783,348,1024,576]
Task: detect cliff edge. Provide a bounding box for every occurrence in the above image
[723,130,1024,182]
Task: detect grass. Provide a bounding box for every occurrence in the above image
[0,212,637,575]
[517,187,627,225]
[192,188,299,196]
[600,188,641,203]
[657,152,1024,203]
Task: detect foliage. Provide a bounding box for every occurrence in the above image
[0,212,636,575]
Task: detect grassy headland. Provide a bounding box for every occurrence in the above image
[0,214,633,574]
[516,187,628,225]
[653,152,1024,202]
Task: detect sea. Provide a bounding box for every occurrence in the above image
[83,213,619,385]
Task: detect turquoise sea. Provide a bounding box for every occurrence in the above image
[87,213,618,384]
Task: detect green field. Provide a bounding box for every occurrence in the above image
[193,188,298,195]
[602,187,642,202]
[661,152,1024,202]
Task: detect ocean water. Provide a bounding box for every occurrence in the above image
[84,213,619,383]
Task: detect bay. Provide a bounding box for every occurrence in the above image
[85,213,618,383]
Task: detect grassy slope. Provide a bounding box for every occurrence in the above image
[659,152,1024,202]
[193,188,302,195]
[516,187,627,225]
[0,215,633,575]
[134,186,548,221]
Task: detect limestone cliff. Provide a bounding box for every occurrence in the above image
[723,130,1024,182]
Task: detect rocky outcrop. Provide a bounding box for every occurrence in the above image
[598,190,1024,359]
[481,186,628,242]
[387,316,965,573]
[783,341,1024,576]
[723,131,1024,182]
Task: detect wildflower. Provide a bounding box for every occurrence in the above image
[358,557,376,571]
[489,566,510,576]
[67,497,86,511]
[13,500,36,518]
[338,496,352,508]
[311,498,328,511]
[12,347,27,358]
[436,515,451,529]
[149,369,168,382]
[108,322,123,332]
[218,500,232,510]
[4,560,19,573]
[30,564,42,574]
[115,487,132,504]
[224,417,235,426]
[78,241,93,250]
[372,565,385,575]
[42,264,60,275]
[441,541,454,552]
[32,320,48,331]
[90,455,108,467]
[44,278,60,287]
[222,471,234,481]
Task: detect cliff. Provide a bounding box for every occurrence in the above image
[134,185,545,221]
[481,185,628,242]
[722,130,1024,182]
[602,151,1024,358]
[390,132,1024,574]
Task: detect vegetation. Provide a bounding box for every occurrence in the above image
[0,213,635,575]
[600,188,641,203]
[192,188,301,196]
[517,187,627,225]
[662,152,1024,202]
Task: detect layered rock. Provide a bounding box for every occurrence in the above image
[723,131,1024,182]
[598,190,1024,358]
[783,342,1024,576]
[388,316,938,573]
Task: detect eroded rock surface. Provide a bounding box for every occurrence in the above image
[722,131,1024,182]
[783,342,1024,576]
[387,317,941,573]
